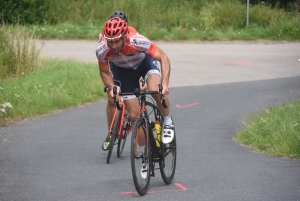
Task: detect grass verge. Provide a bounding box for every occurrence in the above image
[0,59,104,126]
[16,0,300,41]
[23,16,300,41]
[235,99,300,159]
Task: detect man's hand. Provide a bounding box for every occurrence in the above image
[161,83,169,99]
[109,86,120,100]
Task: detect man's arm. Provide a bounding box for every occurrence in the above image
[151,46,171,96]
[98,63,115,95]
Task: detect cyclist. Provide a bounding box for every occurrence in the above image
[99,11,145,151]
[95,17,174,151]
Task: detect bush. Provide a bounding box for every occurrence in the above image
[0,0,47,24]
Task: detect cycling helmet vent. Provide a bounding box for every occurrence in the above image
[103,17,128,40]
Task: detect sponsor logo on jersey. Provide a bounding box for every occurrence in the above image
[130,38,150,48]
[152,60,159,69]
[96,44,109,61]
[96,44,108,54]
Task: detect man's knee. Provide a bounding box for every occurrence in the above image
[146,74,161,90]
[129,111,140,122]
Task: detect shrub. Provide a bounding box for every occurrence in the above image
[0,0,47,24]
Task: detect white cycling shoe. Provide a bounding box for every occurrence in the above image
[140,163,148,179]
[161,124,174,144]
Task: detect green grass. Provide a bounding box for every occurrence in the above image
[26,22,100,40]
[0,59,104,125]
[20,16,300,41]
[235,100,300,159]
[6,0,298,41]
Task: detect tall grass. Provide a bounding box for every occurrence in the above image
[0,23,43,80]
[20,0,299,41]
[41,0,298,30]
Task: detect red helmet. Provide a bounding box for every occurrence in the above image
[102,17,128,41]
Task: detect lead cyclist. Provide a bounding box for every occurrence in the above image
[96,17,175,150]
[98,11,144,151]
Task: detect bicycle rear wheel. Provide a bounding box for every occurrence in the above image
[130,117,151,196]
[159,125,177,184]
[107,110,120,164]
[117,113,130,158]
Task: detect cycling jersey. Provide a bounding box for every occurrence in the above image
[96,33,158,69]
[96,29,160,97]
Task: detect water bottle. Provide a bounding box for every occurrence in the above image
[154,121,161,148]
[151,121,157,139]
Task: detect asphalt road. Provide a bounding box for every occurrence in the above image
[0,41,300,201]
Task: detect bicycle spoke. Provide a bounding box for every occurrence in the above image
[107,110,121,164]
[117,114,129,158]
[159,127,176,184]
[131,118,150,196]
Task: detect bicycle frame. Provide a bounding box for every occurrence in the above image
[121,88,166,166]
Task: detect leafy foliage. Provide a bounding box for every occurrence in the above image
[0,0,47,24]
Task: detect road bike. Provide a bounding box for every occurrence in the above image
[104,86,131,164]
[119,84,177,196]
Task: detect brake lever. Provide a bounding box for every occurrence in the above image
[104,86,109,92]
[158,84,168,108]
[140,79,146,90]
[113,86,122,110]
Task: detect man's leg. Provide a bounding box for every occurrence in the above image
[146,73,174,144]
[102,62,120,151]
[106,95,115,129]
[124,97,147,145]
[102,94,115,151]
[146,73,170,116]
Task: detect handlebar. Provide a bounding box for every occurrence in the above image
[119,84,167,108]
[104,83,168,109]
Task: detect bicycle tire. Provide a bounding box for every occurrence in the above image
[107,110,121,164]
[130,117,151,196]
[145,101,176,184]
[159,125,177,184]
[117,113,129,158]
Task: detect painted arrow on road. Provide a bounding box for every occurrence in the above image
[120,183,187,195]
[176,102,199,108]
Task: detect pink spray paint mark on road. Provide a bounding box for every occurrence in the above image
[216,60,252,65]
[120,183,187,195]
[234,61,251,65]
[176,102,199,108]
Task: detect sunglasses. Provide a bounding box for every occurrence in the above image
[104,33,122,42]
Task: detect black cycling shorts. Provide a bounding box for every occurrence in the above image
[109,54,161,93]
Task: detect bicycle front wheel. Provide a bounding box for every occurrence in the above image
[107,110,120,164]
[117,113,129,158]
[159,125,177,184]
[130,117,151,196]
